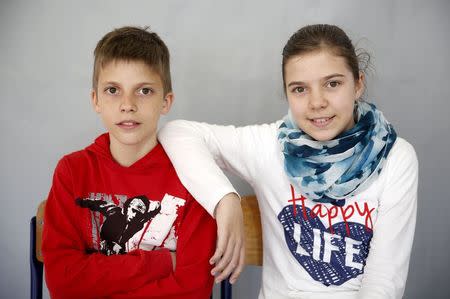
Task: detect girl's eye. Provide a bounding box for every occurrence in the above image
[292,86,305,93]
[327,81,340,88]
[139,88,152,95]
[106,87,118,94]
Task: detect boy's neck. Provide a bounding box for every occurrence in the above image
[109,137,158,167]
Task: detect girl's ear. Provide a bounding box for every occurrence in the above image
[91,89,101,113]
[355,71,365,99]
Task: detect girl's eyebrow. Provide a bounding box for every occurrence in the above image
[323,73,345,80]
[287,74,345,87]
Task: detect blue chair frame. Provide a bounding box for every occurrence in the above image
[30,216,43,299]
[220,280,232,299]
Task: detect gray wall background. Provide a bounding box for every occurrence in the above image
[1,0,449,298]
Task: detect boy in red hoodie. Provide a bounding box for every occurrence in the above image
[42,26,216,299]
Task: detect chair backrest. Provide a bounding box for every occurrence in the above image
[30,200,46,299]
[241,195,263,266]
[36,200,46,262]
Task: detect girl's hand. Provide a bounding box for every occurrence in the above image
[170,251,176,271]
[210,193,245,284]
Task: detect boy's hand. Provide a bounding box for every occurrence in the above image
[170,251,176,271]
[210,193,245,284]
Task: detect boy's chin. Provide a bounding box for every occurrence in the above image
[110,133,158,148]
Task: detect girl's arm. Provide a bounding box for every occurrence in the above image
[158,119,272,283]
[159,120,263,214]
[359,139,418,298]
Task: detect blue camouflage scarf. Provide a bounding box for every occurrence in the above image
[277,101,397,206]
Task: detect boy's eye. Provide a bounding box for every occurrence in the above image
[292,86,305,93]
[106,87,118,94]
[139,88,152,95]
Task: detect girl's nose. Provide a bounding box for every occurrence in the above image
[308,89,328,110]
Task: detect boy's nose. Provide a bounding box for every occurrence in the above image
[120,95,137,112]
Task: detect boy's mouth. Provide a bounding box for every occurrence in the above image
[116,120,141,129]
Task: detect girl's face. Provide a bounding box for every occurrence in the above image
[284,50,364,141]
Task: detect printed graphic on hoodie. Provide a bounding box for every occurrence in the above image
[77,193,186,255]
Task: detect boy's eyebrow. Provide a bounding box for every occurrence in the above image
[135,81,158,86]
[101,81,158,86]
[287,73,345,87]
[287,80,306,87]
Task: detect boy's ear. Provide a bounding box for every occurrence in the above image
[161,92,174,115]
[91,89,101,113]
[355,71,365,99]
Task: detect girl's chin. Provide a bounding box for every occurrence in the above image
[304,128,339,142]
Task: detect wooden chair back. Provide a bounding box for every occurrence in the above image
[241,195,263,266]
[36,200,46,262]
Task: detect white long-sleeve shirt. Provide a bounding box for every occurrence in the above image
[158,120,418,299]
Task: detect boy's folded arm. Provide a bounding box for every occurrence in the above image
[42,159,173,299]
[109,194,217,299]
[43,245,173,299]
[108,255,211,299]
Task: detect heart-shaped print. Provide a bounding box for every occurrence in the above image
[278,205,373,286]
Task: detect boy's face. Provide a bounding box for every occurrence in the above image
[92,60,173,154]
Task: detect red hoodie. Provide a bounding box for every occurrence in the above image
[42,133,216,299]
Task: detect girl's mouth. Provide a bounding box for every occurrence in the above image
[310,116,334,128]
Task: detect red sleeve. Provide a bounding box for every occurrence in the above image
[110,193,217,299]
[42,158,173,299]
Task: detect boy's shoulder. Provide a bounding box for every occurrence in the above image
[53,135,104,175]
[52,135,195,197]
[62,148,90,162]
[56,136,176,169]
[56,148,89,169]
[57,143,98,169]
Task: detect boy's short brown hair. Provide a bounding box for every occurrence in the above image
[92,26,172,95]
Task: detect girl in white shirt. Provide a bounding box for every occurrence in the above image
[159,24,418,299]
